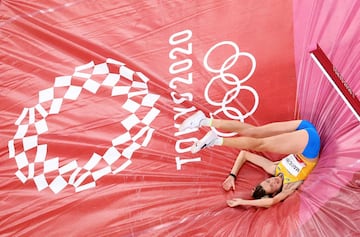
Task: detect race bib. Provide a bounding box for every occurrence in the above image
[281,154,306,177]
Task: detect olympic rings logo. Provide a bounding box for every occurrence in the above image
[8,59,160,193]
[203,41,259,136]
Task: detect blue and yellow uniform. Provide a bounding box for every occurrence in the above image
[275,120,320,184]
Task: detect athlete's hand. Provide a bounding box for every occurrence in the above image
[227,198,243,207]
[222,175,236,191]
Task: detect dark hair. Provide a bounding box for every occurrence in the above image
[252,185,267,199]
[252,181,284,199]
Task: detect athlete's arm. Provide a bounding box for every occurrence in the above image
[222,151,247,191]
[222,151,276,191]
[227,196,275,208]
[227,181,303,208]
[226,190,294,208]
[269,181,303,205]
[245,152,277,175]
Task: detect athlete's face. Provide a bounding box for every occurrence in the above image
[260,176,282,194]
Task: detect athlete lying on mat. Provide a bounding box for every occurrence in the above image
[179,110,320,208]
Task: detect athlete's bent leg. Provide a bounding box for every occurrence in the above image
[211,119,302,138]
[179,110,303,138]
[221,129,309,154]
[192,129,309,155]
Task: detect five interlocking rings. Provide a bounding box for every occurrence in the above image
[203,41,259,136]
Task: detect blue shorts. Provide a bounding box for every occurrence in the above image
[296,120,320,159]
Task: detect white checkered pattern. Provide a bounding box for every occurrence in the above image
[8,59,160,194]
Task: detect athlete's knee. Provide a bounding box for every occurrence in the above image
[256,138,273,152]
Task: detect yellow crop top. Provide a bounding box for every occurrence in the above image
[275,154,317,184]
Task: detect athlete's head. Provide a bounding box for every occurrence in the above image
[252,176,283,199]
